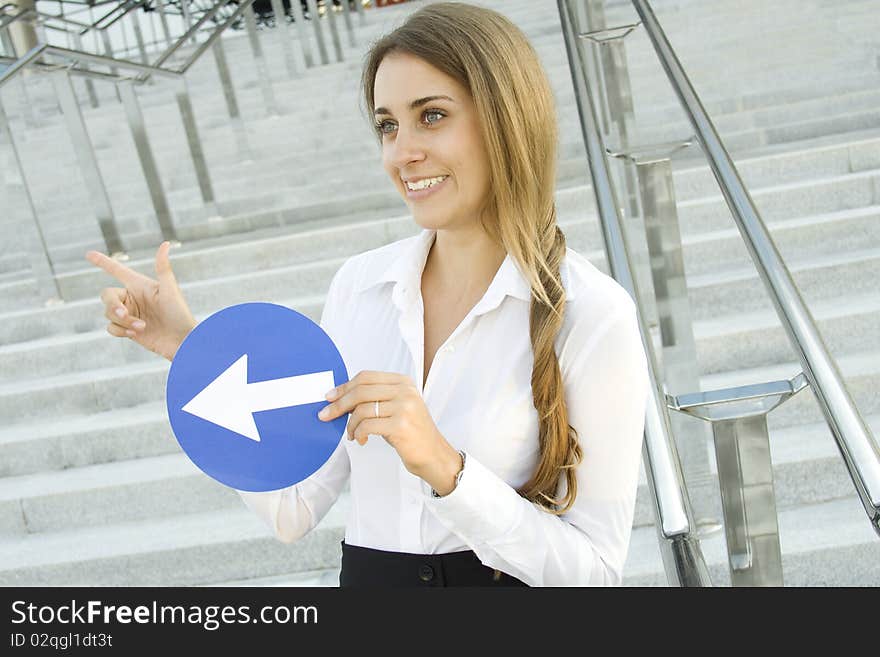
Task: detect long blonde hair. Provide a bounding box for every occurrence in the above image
[361,1,582,515]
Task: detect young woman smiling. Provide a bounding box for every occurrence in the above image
[86,2,649,587]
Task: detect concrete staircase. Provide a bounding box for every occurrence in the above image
[0,0,878,586]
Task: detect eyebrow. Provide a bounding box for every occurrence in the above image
[374,95,456,116]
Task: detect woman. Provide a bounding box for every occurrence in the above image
[85,2,649,587]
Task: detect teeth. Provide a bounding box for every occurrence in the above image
[406,176,447,191]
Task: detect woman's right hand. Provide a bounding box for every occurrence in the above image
[85,241,197,362]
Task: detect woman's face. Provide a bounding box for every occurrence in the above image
[373,52,491,232]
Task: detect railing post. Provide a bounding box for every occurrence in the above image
[0,92,62,304]
[98,27,123,103]
[671,375,808,586]
[578,0,611,135]
[602,35,641,217]
[613,141,722,536]
[270,0,299,79]
[72,31,99,108]
[340,0,356,49]
[630,0,880,535]
[0,19,37,123]
[49,68,124,256]
[583,29,641,211]
[323,0,344,63]
[558,0,711,586]
[174,76,217,215]
[99,29,118,77]
[305,0,329,65]
[130,9,149,65]
[211,37,251,160]
[154,0,173,49]
[180,0,194,45]
[577,5,654,333]
[88,5,99,51]
[354,0,366,27]
[243,2,278,116]
[147,5,158,51]
[117,78,178,243]
[119,13,130,56]
[581,2,640,196]
[290,0,314,68]
[0,28,14,58]
[33,13,48,46]
[714,415,783,585]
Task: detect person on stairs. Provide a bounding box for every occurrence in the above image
[85,2,649,587]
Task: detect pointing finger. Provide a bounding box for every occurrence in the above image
[86,250,148,287]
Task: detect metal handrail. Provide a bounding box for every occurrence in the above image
[2,3,145,38]
[179,1,253,72]
[27,1,143,32]
[146,0,232,72]
[0,0,256,284]
[46,0,120,7]
[14,10,93,30]
[0,46,160,88]
[0,0,258,87]
[0,53,134,83]
[0,41,46,88]
[26,42,180,77]
[631,0,880,537]
[1,2,152,68]
[0,8,36,30]
[557,0,712,586]
[89,0,140,30]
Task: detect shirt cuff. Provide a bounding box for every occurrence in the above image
[422,451,524,546]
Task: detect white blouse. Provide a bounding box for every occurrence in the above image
[238,227,649,586]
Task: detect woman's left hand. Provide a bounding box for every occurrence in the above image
[317,370,460,487]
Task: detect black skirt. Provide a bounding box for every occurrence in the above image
[339,540,530,587]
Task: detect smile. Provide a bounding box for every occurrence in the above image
[404,175,449,200]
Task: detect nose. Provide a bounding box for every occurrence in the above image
[386,123,426,171]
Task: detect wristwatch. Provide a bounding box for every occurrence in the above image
[431,450,466,498]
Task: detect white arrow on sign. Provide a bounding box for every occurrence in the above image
[181,354,335,442]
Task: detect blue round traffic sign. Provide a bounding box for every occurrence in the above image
[166,302,349,492]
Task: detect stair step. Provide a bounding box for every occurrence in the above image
[0,497,347,586]
[623,497,880,586]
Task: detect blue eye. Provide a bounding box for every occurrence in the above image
[374,109,446,136]
[375,120,395,135]
[424,110,445,124]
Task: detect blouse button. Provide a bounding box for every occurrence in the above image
[418,564,435,582]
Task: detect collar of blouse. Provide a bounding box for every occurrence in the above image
[354,228,577,312]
